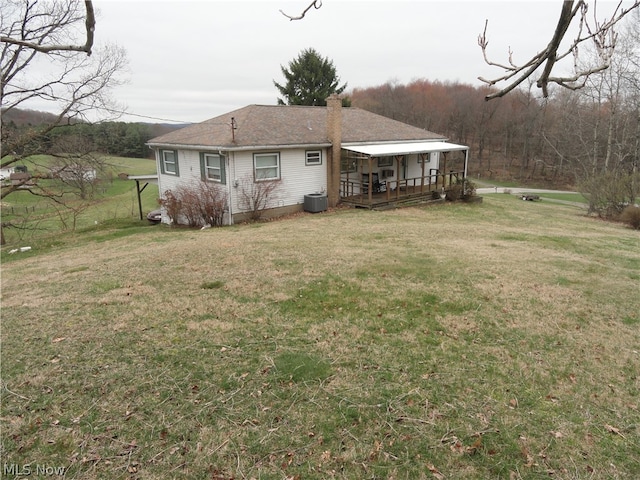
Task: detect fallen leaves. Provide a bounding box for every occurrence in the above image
[442,433,485,456]
[427,463,445,479]
[604,424,625,438]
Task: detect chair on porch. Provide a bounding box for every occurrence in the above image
[362,172,386,194]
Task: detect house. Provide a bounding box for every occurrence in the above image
[0,166,15,181]
[9,172,33,187]
[51,163,97,182]
[146,94,469,225]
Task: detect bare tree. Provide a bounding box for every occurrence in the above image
[0,0,95,54]
[280,0,322,20]
[1,0,127,243]
[282,1,639,100]
[1,0,126,174]
[479,0,640,99]
[49,135,106,200]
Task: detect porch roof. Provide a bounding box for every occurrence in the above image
[343,141,468,157]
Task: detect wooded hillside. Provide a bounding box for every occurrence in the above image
[351,77,639,187]
[2,108,186,159]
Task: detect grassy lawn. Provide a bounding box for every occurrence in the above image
[1,156,158,245]
[538,193,588,204]
[1,196,639,479]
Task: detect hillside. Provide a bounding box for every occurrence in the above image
[1,196,639,479]
[1,107,186,137]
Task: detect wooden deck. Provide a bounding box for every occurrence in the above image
[340,171,463,209]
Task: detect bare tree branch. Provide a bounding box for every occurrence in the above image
[479,0,640,100]
[0,0,95,55]
[280,0,322,21]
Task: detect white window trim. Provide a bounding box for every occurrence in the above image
[162,150,178,175]
[305,150,322,166]
[254,152,280,181]
[204,153,223,182]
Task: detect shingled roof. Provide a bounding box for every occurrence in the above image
[147,104,445,149]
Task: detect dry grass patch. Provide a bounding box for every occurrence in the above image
[1,196,639,479]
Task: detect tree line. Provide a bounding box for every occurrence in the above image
[350,67,639,215]
[351,68,639,186]
[2,116,177,159]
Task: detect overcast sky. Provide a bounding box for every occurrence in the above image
[80,1,631,123]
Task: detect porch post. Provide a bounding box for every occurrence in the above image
[135,179,144,220]
[441,152,448,190]
[367,156,373,203]
[419,153,426,193]
[393,155,400,200]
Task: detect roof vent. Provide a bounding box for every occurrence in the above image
[231,117,237,142]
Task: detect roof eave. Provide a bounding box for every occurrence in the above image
[341,138,447,147]
[146,142,332,152]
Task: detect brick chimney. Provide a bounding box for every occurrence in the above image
[326,93,342,208]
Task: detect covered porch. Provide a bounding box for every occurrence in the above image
[339,141,469,208]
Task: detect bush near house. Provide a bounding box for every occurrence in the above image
[445,178,477,201]
[160,181,228,227]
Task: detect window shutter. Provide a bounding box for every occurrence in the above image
[199,153,206,181]
[219,155,226,184]
[173,152,180,176]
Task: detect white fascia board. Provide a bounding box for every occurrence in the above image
[343,141,468,157]
[146,142,331,152]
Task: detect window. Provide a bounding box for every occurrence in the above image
[377,156,393,167]
[254,153,280,180]
[201,153,225,183]
[306,150,322,166]
[161,150,179,175]
[341,152,357,173]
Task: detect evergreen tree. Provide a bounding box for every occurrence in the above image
[274,48,349,106]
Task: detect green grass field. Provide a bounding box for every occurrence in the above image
[1,195,639,479]
[538,193,588,204]
[1,156,158,245]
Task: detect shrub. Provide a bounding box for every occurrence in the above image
[462,179,477,199]
[620,205,640,230]
[160,181,228,227]
[159,190,181,224]
[176,185,204,227]
[445,183,463,201]
[238,174,281,221]
[196,181,227,227]
[579,171,639,219]
[445,179,476,201]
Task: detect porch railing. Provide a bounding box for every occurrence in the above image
[340,170,464,206]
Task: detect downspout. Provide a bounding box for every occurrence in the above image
[153,148,166,223]
[226,151,234,225]
[463,148,469,196]
[464,149,469,179]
